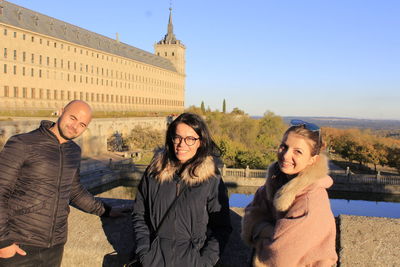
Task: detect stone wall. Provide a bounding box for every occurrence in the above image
[0,117,168,156]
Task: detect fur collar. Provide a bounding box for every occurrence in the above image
[265,153,330,212]
[147,149,216,186]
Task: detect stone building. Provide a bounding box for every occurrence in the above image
[0,1,185,114]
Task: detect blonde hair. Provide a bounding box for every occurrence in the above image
[283,125,325,156]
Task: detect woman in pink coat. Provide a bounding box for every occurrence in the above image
[241,120,338,267]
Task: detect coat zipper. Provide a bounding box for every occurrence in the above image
[172,181,180,266]
[49,145,63,247]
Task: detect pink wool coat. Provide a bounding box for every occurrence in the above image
[241,154,338,267]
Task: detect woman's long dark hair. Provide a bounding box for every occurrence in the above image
[162,112,220,177]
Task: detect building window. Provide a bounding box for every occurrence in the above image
[13,32,16,38]
[13,50,16,60]
[3,48,7,58]
[47,89,51,99]
[31,68,34,77]
[61,90,65,100]
[39,69,42,78]
[22,67,25,76]
[46,57,49,66]
[4,86,9,97]
[13,65,16,74]
[22,34,26,40]
[14,87,18,98]
[4,29,7,35]
[31,88,36,99]
[22,87,27,98]
[22,52,26,62]
[54,90,58,100]
[3,64,7,74]
[172,52,175,56]
[31,53,34,63]
[39,55,42,65]
[31,36,34,42]
[54,58,57,67]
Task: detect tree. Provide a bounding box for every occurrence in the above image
[200,101,205,114]
[185,105,203,115]
[256,111,287,153]
[231,107,246,115]
[387,147,400,174]
[222,99,226,113]
[124,126,164,150]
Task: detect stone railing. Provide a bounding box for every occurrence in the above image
[220,165,267,178]
[330,169,400,185]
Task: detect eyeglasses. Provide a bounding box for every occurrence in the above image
[290,119,320,132]
[172,135,200,146]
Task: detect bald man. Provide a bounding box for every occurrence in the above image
[0,100,113,267]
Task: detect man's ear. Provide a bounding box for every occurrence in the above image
[58,108,64,117]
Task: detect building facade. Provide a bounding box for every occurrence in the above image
[0,1,185,114]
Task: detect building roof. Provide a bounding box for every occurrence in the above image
[0,1,177,72]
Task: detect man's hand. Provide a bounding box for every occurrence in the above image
[0,243,26,258]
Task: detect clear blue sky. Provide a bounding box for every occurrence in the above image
[9,0,400,120]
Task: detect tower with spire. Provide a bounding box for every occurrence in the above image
[155,8,186,76]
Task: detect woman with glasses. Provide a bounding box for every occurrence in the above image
[241,120,337,266]
[132,113,232,267]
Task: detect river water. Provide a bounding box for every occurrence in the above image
[228,186,400,218]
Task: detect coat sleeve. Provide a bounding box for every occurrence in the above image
[241,185,275,247]
[256,190,337,266]
[199,177,232,266]
[69,169,106,216]
[132,173,152,260]
[0,136,27,248]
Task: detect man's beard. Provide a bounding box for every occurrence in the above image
[57,120,74,141]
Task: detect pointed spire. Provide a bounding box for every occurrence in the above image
[167,8,174,36]
[159,7,178,44]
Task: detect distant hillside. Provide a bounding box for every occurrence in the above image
[281,116,400,130]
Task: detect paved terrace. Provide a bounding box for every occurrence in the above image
[66,158,400,267]
[64,187,400,267]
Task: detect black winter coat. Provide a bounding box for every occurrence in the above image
[0,121,105,248]
[132,152,232,267]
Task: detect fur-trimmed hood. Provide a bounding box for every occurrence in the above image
[147,149,217,186]
[266,153,332,212]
